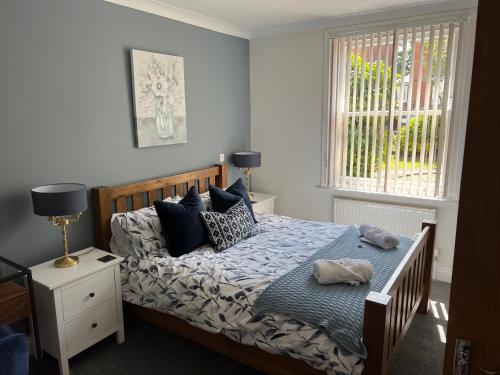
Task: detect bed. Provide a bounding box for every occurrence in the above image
[92,164,436,375]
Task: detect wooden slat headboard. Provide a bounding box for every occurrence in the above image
[91,164,228,251]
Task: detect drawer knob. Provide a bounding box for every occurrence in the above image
[89,292,95,298]
[91,322,98,328]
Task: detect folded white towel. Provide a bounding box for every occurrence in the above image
[360,236,378,246]
[359,223,400,250]
[312,258,373,286]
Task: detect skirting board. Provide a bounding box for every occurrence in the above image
[434,265,452,283]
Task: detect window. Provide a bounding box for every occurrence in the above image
[323,15,472,199]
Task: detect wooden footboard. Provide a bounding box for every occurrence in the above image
[363,221,436,375]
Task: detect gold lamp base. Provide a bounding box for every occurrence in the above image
[243,168,253,192]
[54,255,79,268]
[48,214,82,269]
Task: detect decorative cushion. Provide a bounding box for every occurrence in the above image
[208,185,240,212]
[200,199,258,252]
[209,178,256,222]
[0,325,28,375]
[154,186,208,257]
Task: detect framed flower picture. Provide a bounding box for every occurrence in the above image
[130,49,187,147]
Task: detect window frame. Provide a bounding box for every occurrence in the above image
[321,8,476,202]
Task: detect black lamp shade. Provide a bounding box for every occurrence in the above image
[31,183,88,217]
[233,151,261,168]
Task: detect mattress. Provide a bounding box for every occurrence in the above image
[119,213,364,375]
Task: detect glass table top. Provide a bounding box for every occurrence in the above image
[0,258,26,283]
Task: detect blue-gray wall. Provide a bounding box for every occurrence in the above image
[0,0,250,266]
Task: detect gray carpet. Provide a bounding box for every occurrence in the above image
[388,281,450,375]
[33,281,449,375]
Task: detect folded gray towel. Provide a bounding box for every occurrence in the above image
[359,223,400,250]
[313,258,373,286]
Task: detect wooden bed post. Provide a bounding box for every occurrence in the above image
[417,220,436,314]
[363,292,391,375]
[92,186,112,251]
[363,220,437,374]
[216,164,228,188]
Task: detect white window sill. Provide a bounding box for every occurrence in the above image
[317,186,459,208]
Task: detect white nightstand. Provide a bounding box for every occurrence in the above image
[30,248,124,375]
[250,192,276,214]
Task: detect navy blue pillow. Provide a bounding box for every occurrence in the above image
[154,186,208,257]
[209,178,256,222]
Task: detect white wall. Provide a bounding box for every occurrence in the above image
[250,2,475,283]
[251,30,333,222]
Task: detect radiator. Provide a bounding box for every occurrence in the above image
[333,198,436,237]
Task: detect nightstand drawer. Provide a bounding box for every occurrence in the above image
[61,269,116,320]
[64,298,118,353]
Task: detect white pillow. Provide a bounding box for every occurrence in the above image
[109,195,180,256]
[109,194,210,257]
[110,205,164,257]
[168,194,183,203]
[200,191,212,211]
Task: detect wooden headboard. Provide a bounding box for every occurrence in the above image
[91,164,228,251]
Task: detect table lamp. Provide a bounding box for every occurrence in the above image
[31,183,88,268]
[233,151,261,192]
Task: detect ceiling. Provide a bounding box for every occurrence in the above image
[105,0,471,38]
[157,0,440,29]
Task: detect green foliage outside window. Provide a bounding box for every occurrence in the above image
[344,50,440,178]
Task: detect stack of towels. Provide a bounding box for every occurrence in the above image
[312,224,399,286]
[359,223,400,250]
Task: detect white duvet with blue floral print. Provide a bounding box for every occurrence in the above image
[119,213,364,375]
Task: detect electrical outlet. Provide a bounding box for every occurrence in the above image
[454,339,471,375]
[218,153,225,163]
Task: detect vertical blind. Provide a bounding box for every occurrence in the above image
[325,21,462,198]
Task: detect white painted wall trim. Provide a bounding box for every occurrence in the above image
[103,0,477,40]
[251,0,477,39]
[324,186,458,209]
[435,265,453,283]
[443,12,476,200]
[103,0,251,39]
[323,8,473,38]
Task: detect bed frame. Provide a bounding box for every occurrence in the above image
[92,164,436,375]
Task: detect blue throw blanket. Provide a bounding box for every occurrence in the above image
[252,225,414,359]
